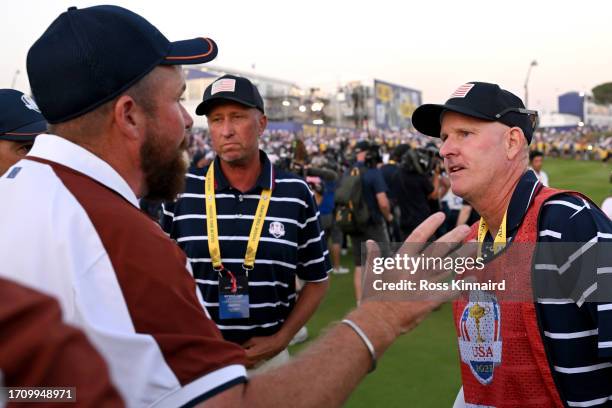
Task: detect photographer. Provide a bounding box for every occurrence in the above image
[336,140,392,301]
[392,145,437,240]
[381,144,409,242]
[424,144,449,226]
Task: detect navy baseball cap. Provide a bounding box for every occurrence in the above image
[412,82,538,143]
[0,89,47,142]
[196,75,265,115]
[27,5,218,124]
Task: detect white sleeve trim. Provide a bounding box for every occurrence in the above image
[151,364,246,408]
[300,275,330,283]
[298,256,325,267]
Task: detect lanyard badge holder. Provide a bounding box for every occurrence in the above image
[217,264,250,320]
[205,162,271,320]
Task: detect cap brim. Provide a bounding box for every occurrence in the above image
[0,119,47,141]
[162,37,218,65]
[195,95,259,116]
[412,103,493,137]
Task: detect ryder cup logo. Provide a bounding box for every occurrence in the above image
[269,221,285,239]
[21,94,41,113]
[458,291,502,385]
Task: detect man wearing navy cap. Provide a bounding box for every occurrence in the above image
[162,74,330,372]
[0,5,249,407]
[345,139,393,301]
[412,82,612,407]
[0,89,46,175]
[0,4,470,407]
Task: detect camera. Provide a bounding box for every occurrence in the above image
[400,147,436,175]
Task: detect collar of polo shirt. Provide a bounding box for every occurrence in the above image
[505,170,542,233]
[480,170,542,245]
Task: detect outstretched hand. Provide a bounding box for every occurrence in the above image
[362,212,473,334]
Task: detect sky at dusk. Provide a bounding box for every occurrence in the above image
[3,0,611,112]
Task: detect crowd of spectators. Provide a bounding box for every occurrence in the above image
[188,125,610,171]
[531,125,611,161]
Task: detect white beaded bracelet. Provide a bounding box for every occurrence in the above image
[341,319,377,373]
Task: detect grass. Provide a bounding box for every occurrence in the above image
[543,157,610,205]
[288,158,610,407]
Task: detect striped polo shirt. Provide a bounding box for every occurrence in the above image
[481,170,612,407]
[161,151,331,344]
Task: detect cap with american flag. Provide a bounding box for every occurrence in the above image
[211,78,236,95]
[450,83,475,99]
[196,74,265,116]
[411,81,535,143]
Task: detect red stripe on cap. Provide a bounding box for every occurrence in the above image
[165,38,215,60]
[3,132,41,136]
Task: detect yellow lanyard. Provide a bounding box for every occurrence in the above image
[205,162,271,272]
[477,212,508,258]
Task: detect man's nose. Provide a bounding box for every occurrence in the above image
[439,137,455,159]
[181,104,193,130]
[220,118,234,137]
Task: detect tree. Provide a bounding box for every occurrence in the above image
[592,82,612,105]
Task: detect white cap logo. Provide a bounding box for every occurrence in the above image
[21,94,41,113]
[211,78,236,95]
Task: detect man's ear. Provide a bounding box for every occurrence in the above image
[258,113,268,135]
[113,95,146,142]
[505,127,525,160]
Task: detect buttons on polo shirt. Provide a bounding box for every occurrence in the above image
[239,195,244,202]
[237,213,243,218]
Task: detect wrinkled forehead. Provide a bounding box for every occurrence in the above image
[206,100,258,116]
[440,110,509,137]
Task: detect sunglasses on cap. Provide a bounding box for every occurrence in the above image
[494,107,539,131]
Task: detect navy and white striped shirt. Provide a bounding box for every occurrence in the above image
[161,151,331,344]
[482,170,612,407]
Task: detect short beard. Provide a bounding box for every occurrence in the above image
[220,147,258,169]
[140,128,189,201]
